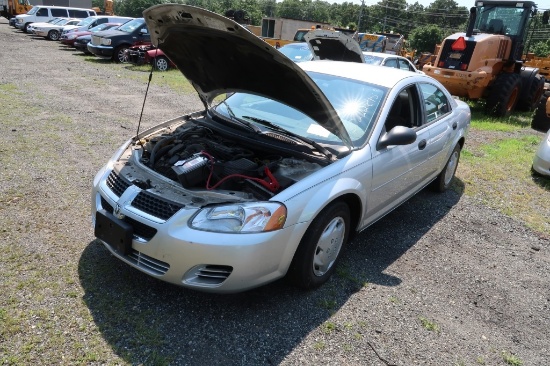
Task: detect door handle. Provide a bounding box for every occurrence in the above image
[418,139,427,150]
[452,121,458,130]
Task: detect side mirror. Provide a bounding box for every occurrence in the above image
[377,125,417,150]
[140,28,148,35]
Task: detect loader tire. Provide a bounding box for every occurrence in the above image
[531,91,550,132]
[485,73,522,118]
[517,74,545,111]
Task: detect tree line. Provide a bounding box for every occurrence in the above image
[93,0,550,55]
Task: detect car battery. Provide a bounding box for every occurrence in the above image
[172,154,209,188]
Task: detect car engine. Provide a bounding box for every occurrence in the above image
[136,121,324,200]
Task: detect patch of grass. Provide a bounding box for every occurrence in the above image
[318,298,337,311]
[502,351,523,365]
[419,317,440,332]
[323,321,337,333]
[459,129,550,234]
[313,341,326,350]
[476,356,486,364]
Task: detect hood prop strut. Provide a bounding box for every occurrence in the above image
[136,47,161,139]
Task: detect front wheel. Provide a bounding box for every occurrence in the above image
[24,23,32,33]
[286,201,350,289]
[47,30,60,41]
[485,73,522,117]
[154,56,170,71]
[113,45,129,63]
[430,144,461,192]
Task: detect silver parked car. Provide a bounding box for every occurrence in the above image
[92,5,471,293]
[533,128,550,177]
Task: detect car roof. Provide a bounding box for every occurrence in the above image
[299,60,418,88]
[362,51,407,59]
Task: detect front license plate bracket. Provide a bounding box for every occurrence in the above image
[95,210,133,255]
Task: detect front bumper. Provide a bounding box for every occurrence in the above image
[92,168,307,293]
[87,43,114,58]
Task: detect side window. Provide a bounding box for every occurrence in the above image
[384,58,398,68]
[419,83,451,123]
[384,86,420,132]
[97,18,107,24]
[69,10,89,18]
[50,8,67,17]
[36,8,49,16]
[398,59,413,72]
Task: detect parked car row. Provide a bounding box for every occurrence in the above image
[10,13,175,70]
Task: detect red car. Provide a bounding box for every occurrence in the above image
[60,23,122,47]
[126,43,176,71]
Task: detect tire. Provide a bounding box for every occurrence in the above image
[485,73,522,117]
[24,23,32,33]
[517,74,545,111]
[47,30,60,41]
[113,45,129,63]
[430,144,461,192]
[531,91,550,132]
[286,201,350,289]
[154,56,170,71]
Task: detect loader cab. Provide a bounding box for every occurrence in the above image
[472,1,536,62]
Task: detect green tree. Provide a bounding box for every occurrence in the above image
[530,40,550,57]
[408,24,445,53]
[425,0,468,34]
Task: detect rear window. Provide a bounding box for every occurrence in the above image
[50,8,67,17]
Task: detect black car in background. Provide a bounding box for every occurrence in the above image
[87,18,150,62]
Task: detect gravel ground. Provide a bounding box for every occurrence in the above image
[1,17,549,366]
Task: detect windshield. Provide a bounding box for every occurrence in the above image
[212,72,386,147]
[362,54,384,65]
[278,43,312,63]
[27,6,38,15]
[474,5,529,36]
[118,18,145,33]
[77,17,95,27]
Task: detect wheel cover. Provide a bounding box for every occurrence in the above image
[444,150,459,186]
[313,216,345,277]
[156,58,169,71]
[117,48,128,62]
[50,31,59,40]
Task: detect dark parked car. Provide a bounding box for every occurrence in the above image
[87,17,150,62]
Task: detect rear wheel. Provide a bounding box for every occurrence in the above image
[430,144,461,192]
[517,74,545,111]
[47,30,60,41]
[485,73,522,118]
[114,45,129,63]
[531,91,550,132]
[286,201,350,289]
[154,56,170,71]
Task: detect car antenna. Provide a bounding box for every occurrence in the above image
[136,46,161,140]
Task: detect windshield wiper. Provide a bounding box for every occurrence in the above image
[242,115,333,160]
[220,102,261,133]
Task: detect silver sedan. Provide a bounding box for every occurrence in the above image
[91,5,471,293]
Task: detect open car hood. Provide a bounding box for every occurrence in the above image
[143,4,352,148]
[304,29,365,63]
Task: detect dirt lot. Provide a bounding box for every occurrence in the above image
[1,17,549,366]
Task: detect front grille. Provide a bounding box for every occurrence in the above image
[127,249,169,275]
[100,197,157,240]
[106,170,130,197]
[91,35,100,45]
[132,191,184,220]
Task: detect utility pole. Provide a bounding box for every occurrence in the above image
[357,0,365,31]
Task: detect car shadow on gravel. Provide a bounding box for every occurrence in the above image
[78,180,464,365]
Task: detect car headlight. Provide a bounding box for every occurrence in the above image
[101,38,111,46]
[190,202,287,233]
